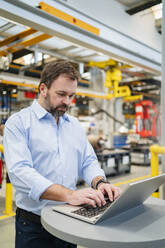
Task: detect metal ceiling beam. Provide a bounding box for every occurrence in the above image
[39,1,100,36]
[31,46,101,63]
[0,27,37,48]
[0,22,15,33]
[74,53,100,60]
[0,0,161,74]
[0,33,51,56]
[126,0,162,15]
[56,45,78,53]
[29,46,83,63]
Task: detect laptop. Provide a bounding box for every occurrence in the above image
[52,174,165,224]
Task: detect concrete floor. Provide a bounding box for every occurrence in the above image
[0,165,152,248]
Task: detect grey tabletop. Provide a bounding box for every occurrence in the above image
[41,197,165,248]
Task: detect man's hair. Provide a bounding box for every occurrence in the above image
[39,59,79,92]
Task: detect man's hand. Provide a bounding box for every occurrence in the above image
[67,188,106,208]
[97,183,121,202]
[41,182,121,207]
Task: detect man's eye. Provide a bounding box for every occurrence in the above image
[57,93,65,96]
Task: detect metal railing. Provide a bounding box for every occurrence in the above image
[150,144,165,198]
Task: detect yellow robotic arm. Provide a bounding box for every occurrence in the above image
[88,59,131,99]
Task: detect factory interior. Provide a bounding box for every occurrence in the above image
[0,0,164,247]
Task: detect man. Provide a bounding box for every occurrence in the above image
[4,60,121,248]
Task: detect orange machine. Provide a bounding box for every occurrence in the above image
[135,100,160,138]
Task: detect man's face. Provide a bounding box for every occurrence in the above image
[41,74,77,117]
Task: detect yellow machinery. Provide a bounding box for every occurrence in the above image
[88,59,131,99]
[0,144,15,220]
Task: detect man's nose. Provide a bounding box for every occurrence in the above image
[63,96,71,105]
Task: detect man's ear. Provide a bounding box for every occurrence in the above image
[39,83,48,97]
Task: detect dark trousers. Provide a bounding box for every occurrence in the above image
[15,210,77,248]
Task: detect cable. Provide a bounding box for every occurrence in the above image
[91,109,124,125]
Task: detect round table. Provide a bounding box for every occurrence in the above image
[41,197,165,248]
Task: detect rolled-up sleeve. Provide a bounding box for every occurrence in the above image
[81,139,105,186]
[3,116,53,202]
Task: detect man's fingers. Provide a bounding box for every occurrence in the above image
[86,192,101,207]
[108,186,121,201]
[70,186,121,207]
[91,194,102,207]
[97,190,106,205]
[84,198,96,208]
[84,189,106,207]
[113,187,122,200]
[98,184,121,202]
[107,190,114,202]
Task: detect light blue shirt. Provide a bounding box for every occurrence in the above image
[4,100,105,215]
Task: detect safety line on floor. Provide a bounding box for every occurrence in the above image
[114,174,151,186]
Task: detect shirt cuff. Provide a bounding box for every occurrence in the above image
[83,164,105,187]
[28,178,53,202]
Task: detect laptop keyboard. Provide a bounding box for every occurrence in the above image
[71,198,111,218]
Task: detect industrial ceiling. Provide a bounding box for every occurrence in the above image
[0,0,162,98]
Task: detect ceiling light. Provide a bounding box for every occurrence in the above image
[151,3,162,20]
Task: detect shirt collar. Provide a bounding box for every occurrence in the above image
[31,100,70,122]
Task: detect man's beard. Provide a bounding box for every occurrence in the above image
[49,104,68,117]
[45,93,69,118]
